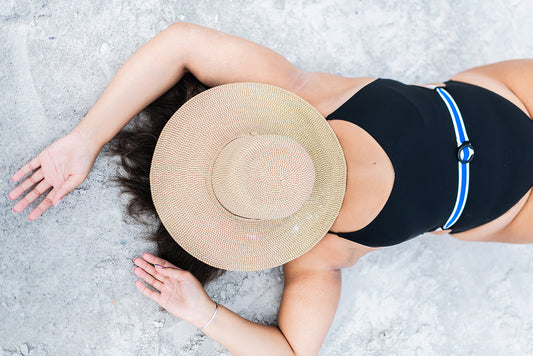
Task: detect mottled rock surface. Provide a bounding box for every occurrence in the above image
[2,1,533,355]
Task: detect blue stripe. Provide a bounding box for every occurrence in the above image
[437,89,466,142]
[436,87,471,230]
[448,163,468,226]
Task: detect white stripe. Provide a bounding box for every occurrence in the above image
[460,163,470,219]
[437,89,461,146]
[435,87,472,230]
[448,91,469,142]
[443,161,463,229]
[437,88,470,142]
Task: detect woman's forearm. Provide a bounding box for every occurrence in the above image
[201,305,295,356]
[134,257,297,355]
[75,23,190,150]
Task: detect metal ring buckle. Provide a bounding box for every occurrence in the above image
[457,141,474,164]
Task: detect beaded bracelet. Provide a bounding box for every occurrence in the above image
[199,302,219,331]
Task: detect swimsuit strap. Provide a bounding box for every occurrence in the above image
[435,87,475,229]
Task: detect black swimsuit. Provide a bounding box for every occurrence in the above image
[327,79,533,247]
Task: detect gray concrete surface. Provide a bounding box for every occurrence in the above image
[2,1,533,355]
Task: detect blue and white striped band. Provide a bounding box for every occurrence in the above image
[435,87,475,230]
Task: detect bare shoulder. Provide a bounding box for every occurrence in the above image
[295,73,376,117]
[284,233,380,273]
[449,59,533,118]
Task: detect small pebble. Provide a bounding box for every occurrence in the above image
[48,36,55,40]
[120,240,126,245]
[152,319,165,328]
[20,343,29,355]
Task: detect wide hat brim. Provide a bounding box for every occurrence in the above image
[150,83,346,271]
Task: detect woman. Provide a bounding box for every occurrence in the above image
[8,22,533,355]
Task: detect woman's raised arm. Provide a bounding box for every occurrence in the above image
[9,22,359,219]
[9,23,310,219]
[76,22,309,150]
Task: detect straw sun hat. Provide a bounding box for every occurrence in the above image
[150,83,346,271]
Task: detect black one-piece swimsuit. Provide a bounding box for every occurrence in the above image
[326,79,533,247]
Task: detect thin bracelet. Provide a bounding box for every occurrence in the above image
[199,302,219,331]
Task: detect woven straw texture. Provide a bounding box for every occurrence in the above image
[211,134,316,220]
[150,83,346,271]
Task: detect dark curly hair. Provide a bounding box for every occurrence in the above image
[108,73,225,285]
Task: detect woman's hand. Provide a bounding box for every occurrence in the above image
[8,128,100,220]
[133,253,217,328]
[135,253,302,355]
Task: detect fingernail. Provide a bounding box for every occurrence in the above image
[54,199,61,207]
[154,264,163,269]
[28,217,33,221]
[12,207,18,213]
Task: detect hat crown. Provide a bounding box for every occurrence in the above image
[212,134,315,220]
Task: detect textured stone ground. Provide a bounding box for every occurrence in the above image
[2,1,533,355]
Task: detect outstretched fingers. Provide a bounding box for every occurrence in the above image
[28,190,55,221]
[12,180,52,213]
[11,156,41,183]
[134,254,190,284]
[134,280,161,304]
[8,169,44,201]
[153,266,189,281]
[141,253,179,269]
[134,266,165,291]
[134,257,165,280]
